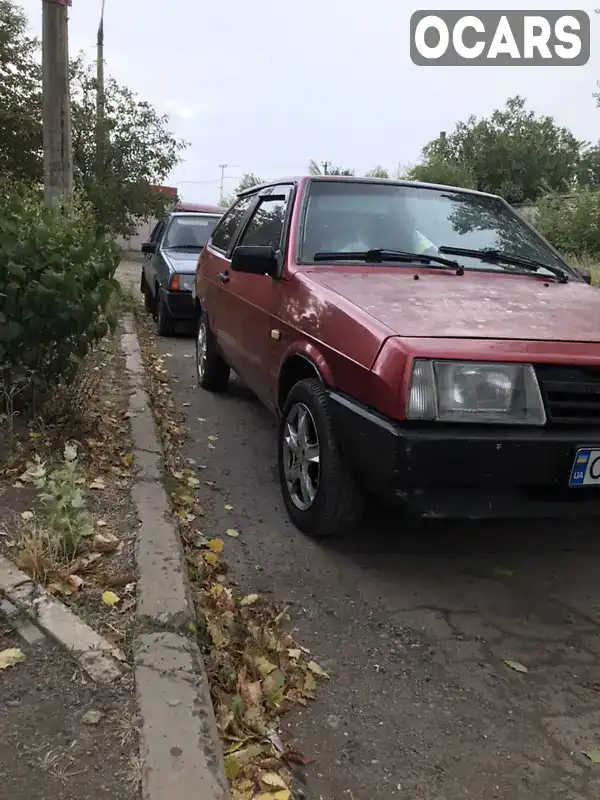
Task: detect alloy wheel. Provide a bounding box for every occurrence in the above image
[282,402,320,511]
[196,321,207,381]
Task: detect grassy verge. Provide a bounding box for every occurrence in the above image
[564,253,600,285]
[0,289,138,661]
[131,304,327,800]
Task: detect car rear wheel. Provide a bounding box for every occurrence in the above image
[278,378,363,538]
[156,290,175,337]
[196,312,230,392]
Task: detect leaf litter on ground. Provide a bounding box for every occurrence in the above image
[131,307,327,799]
[504,659,529,674]
[0,648,26,669]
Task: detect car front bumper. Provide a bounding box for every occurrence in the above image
[164,289,195,320]
[328,391,600,519]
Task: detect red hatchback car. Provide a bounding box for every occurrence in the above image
[192,176,600,538]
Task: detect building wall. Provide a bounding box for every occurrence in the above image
[116,218,156,251]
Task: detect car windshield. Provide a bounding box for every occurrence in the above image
[163,214,219,249]
[300,180,567,278]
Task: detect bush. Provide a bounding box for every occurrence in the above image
[0,181,120,413]
[536,189,600,256]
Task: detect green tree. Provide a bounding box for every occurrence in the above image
[308,159,354,176]
[235,172,262,192]
[577,145,600,187]
[405,155,476,189]
[536,190,600,255]
[70,59,187,237]
[407,96,583,203]
[365,166,390,178]
[0,0,42,183]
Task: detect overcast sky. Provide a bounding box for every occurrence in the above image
[18,0,600,204]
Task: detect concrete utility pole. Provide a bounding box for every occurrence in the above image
[96,0,105,175]
[321,161,331,175]
[218,164,228,202]
[42,0,73,207]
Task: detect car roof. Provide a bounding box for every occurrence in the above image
[236,174,501,202]
[173,202,223,215]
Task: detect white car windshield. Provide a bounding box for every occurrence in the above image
[300,180,567,278]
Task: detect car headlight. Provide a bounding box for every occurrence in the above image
[169,273,195,292]
[406,360,546,425]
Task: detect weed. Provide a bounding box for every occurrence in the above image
[11,443,93,581]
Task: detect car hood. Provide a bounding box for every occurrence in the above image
[163,249,201,273]
[308,268,600,342]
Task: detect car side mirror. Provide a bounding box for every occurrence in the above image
[231,245,278,277]
[141,241,157,254]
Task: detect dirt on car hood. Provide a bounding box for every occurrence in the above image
[309,267,600,342]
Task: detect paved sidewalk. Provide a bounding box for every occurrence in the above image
[0,612,140,799]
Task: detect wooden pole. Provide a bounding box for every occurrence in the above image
[42,0,73,207]
[96,0,105,176]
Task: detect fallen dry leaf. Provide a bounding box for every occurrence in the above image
[226,528,240,538]
[104,572,136,588]
[583,749,600,764]
[287,648,301,660]
[307,660,329,678]
[240,594,259,606]
[93,533,119,553]
[208,538,224,554]
[204,551,219,566]
[102,590,120,607]
[261,773,287,789]
[82,710,103,725]
[224,504,234,511]
[20,510,33,521]
[283,749,313,766]
[89,478,106,490]
[95,519,108,528]
[0,648,25,669]
[504,659,528,674]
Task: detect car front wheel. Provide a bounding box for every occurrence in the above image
[196,312,230,392]
[140,273,154,313]
[156,290,175,337]
[278,378,363,538]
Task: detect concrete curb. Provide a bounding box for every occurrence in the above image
[120,314,230,800]
[0,555,126,683]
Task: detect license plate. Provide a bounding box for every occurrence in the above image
[569,448,600,487]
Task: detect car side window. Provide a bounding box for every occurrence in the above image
[211,197,253,252]
[150,218,167,243]
[238,186,291,250]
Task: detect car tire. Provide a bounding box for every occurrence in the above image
[278,377,363,538]
[196,311,230,392]
[140,273,154,313]
[156,290,175,337]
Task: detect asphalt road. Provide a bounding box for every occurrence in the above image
[120,264,600,800]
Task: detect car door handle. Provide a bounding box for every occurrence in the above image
[218,271,229,283]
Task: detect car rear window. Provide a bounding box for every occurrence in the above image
[163,214,219,249]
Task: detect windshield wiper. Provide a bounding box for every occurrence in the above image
[438,246,568,283]
[313,249,465,275]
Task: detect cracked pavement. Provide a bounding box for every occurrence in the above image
[120,262,600,800]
